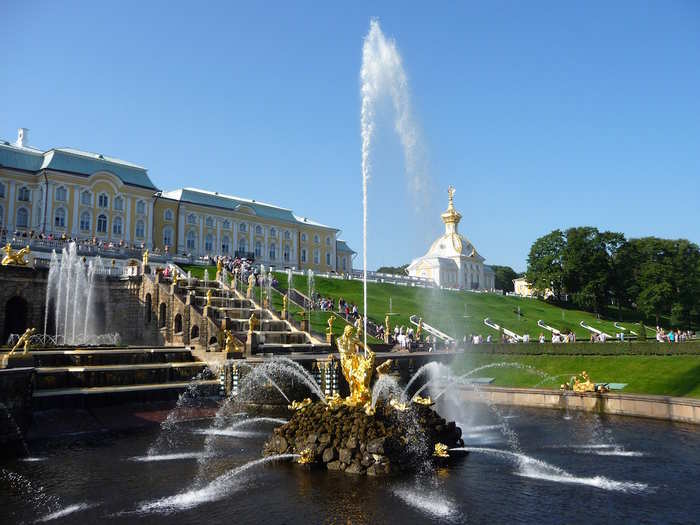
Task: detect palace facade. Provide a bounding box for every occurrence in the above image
[407,187,494,290]
[0,128,355,272]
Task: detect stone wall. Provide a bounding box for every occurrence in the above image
[0,266,47,344]
[0,367,34,456]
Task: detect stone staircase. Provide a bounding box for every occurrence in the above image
[31,347,219,409]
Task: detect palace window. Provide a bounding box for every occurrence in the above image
[81,191,91,206]
[205,234,213,252]
[255,241,262,258]
[313,249,320,265]
[136,200,146,215]
[238,237,248,253]
[18,187,30,202]
[54,208,66,228]
[55,186,67,202]
[221,236,230,254]
[326,236,331,246]
[0,205,3,226]
[112,216,123,236]
[301,248,307,263]
[80,212,91,231]
[135,219,145,238]
[205,216,214,228]
[187,213,197,225]
[163,227,173,247]
[255,225,262,235]
[301,233,307,242]
[222,219,230,229]
[16,207,28,228]
[97,214,108,234]
[284,230,291,240]
[326,252,331,265]
[239,223,247,233]
[164,209,173,221]
[283,244,290,262]
[314,234,320,244]
[341,257,347,271]
[114,196,124,211]
[269,242,276,260]
[186,230,196,251]
[0,182,5,198]
[98,193,109,208]
[270,227,276,238]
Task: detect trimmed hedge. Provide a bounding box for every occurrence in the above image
[466,340,700,356]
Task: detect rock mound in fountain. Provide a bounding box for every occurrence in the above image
[263,400,463,476]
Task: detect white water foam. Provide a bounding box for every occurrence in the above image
[455,447,649,493]
[36,502,97,522]
[136,454,298,514]
[548,444,646,457]
[129,452,207,462]
[20,457,47,462]
[392,487,458,521]
[194,429,263,438]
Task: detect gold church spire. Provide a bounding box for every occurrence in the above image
[441,185,462,231]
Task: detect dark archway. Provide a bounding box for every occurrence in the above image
[174,313,183,334]
[191,325,199,340]
[209,336,218,345]
[145,293,152,325]
[4,296,29,343]
[159,303,167,328]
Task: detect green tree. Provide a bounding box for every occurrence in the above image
[526,230,566,300]
[376,264,409,275]
[490,265,520,293]
[562,227,611,314]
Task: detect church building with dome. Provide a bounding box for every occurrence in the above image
[407,187,494,290]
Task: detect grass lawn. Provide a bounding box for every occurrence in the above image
[452,353,700,398]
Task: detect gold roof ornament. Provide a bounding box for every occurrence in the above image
[440,186,462,227]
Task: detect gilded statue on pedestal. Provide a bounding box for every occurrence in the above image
[248,312,259,334]
[216,258,223,280]
[142,249,149,266]
[1,244,31,266]
[246,273,256,299]
[282,294,288,317]
[206,289,213,307]
[326,315,334,336]
[223,329,243,353]
[9,327,35,355]
[354,315,363,340]
[416,318,423,340]
[336,325,375,406]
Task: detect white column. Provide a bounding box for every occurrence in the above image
[263,225,268,264]
[147,198,154,249]
[177,210,185,252]
[31,185,41,230]
[71,185,80,235]
[233,220,238,255]
[216,219,221,256]
[198,216,203,255]
[45,183,53,234]
[7,181,15,230]
[125,197,131,242]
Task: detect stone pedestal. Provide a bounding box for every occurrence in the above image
[1,353,34,369]
[326,333,336,347]
[246,332,259,357]
[301,319,309,333]
[143,264,151,275]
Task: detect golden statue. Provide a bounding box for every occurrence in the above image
[562,371,609,393]
[1,244,31,266]
[9,327,35,355]
[223,329,243,353]
[173,272,179,286]
[326,315,334,336]
[416,318,423,340]
[354,315,363,340]
[433,443,450,458]
[282,294,288,317]
[384,315,390,343]
[412,394,434,406]
[375,359,393,376]
[288,398,312,411]
[248,312,259,334]
[246,273,256,299]
[389,399,409,412]
[142,249,149,266]
[216,258,223,278]
[297,447,314,464]
[336,325,375,406]
[206,289,213,307]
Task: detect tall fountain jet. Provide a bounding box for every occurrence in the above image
[360,19,427,352]
[44,242,107,345]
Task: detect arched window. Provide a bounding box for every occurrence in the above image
[17,187,30,202]
[97,214,108,234]
[255,225,262,235]
[205,216,214,228]
[55,186,67,202]
[163,227,173,247]
[112,216,123,236]
[174,314,183,334]
[314,234,320,244]
[145,293,152,324]
[135,219,145,238]
[191,325,200,340]
[136,200,146,215]
[114,196,124,211]
[326,236,331,246]
[301,248,307,263]
[269,242,276,260]
[81,190,91,205]
[238,237,248,254]
[98,193,109,208]
[283,244,290,262]
[239,222,247,233]
[54,207,66,228]
[270,227,276,238]
[313,248,320,264]
[159,303,167,328]
[341,257,347,271]
[205,234,213,252]
[16,207,28,228]
[0,182,5,198]
[222,219,230,230]
[326,252,331,265]
[284,230,291,240]
[164,209,173,221]
[80,211,91,231]
[255,241,262,258]
[221,235,230,254]
[187,213,197,225]
[301,233,307,242]
[186,230,196,250]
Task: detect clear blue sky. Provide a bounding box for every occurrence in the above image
[2,1,699,271]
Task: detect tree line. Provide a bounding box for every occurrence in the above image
[526,227,700,327]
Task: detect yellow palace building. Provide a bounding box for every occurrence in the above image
[0,128,355,273]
